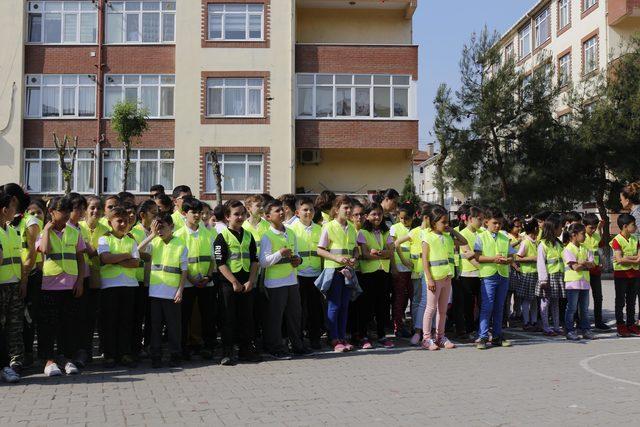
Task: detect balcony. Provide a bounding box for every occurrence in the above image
[296,0,416,18]
[608,0,640,25]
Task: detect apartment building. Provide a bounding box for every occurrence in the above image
[496,0,640,119]
[0,0,419,199]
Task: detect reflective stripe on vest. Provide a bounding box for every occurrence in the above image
[541,240,563,274]
[520,238,538,274]
[390,223,411,267]
[100,234,137,281]
[221,228,251,273]
[0,225,22,282]
[610,234,639,271]
[264,229,296,280]
[149,236,185,288]
[290,221,322,272]
[424,231,452,281]
[175,226,215,278]
[359,229,390,274]
[460,227,478,273]
[564,243,590,283]
[43,226,79,277]
[323,220,357,269]
[19,214,43,265]
[478,230,510,278]
[409,227,427,275]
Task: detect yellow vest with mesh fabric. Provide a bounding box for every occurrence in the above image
[79,220,110,274]
[564,242,590,282]
[359,229,391,274]
[19,214,43,264]
[43,226,79,277]
[610,234,639,271]
[323,220,357,269]
[264,228,296,280]
[444,231,456,276]
[0,225,22,282]
[541,240,563,274]
[453,225,461,271]
[460,227,478,273]
[243,218,270,253]
[129,225,147,282]
[478,230,510,278]
[321,211,332,225]
[221,228,252,273]
[100,233,138,281]
[290,221,322,272]
[171,210,185,231]
[175,226,215,278]
[149,236,185,288]
[390,223,411,268]
[583,232,601,266]
[409,227,428,277]
[424,231,453,281]
[520,238,538,274]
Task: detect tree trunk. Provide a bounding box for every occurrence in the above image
[211,150,223,206]
[595,165,611,272]
[489,128,510,204]
[122,140,131,192]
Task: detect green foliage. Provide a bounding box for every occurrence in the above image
[400,174,421,206]
[110,101,149,191]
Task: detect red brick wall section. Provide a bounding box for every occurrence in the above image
[25,46,98,74]
[295,120,418,150]
[608,0,640,24]
[198,146,271,201]
[295,45,418,80]
[102,120,175,148]
[103,46,175,74]
[201,0,271,48]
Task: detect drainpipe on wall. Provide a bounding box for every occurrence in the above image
[94,0,105,195]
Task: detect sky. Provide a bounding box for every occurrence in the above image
[415,0,538,149]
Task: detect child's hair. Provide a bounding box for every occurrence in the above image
[28,199,47,214]
[351,199,365,211]
[315,190,336,212]
[566,222,586,239]
[104,194,121,207]
[201,201,211,211]
[419,203,433,218]
[149,184,165,195]
[171,185,191,198]
[109,206,129,221]
[398,201,415,218]
[428,205,448,227]
[3,183,30,213]
[68,192,88,210]
[156,194,173,210]
[295,196,314,210]
[506,216,521,232]
[331,195,352,217]
[47,195,73,213]
[224,200,246,217]
[362,202,388,232]
[117,191,136,204]
[278,194,297,212]
[0,189,12,210]
[522,218,538,234]
[541,214,563,245]
[264,199,283,215]
[86,195,103,210]
[212,204,225,221]
[372,188,400,204]
[154,211,174,226]
[468,206,483,219]
[181,196,202,213]
[261,193,275,203]
[621,182,640,205]
[563,211,582,224]
[583,213,599,227]
[137,199,157,220]
[484,207,504,220]
[617,213,636,229]
[244,194,264,206]
[122,200,137,213]
[533,210,551,222]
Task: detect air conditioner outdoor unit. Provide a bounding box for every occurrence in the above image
[299,149,321,165]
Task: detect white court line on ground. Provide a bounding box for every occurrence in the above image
[579,350,640,387]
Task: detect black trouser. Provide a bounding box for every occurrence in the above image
[218,281,254,350]
[149,297,181,358]
[348,273,363,339]
[131,282,148,356]
[101,287,136,360]
[181,286,217,353]
[298,276,323,342]
[38,290,81,361]
[450,277,467,335]
[82,286,101,358]
[615,277,639,326]
[22,268,42,357]
[358,270,391,339]
[590,275,604,325]
[458,276,481,334]
[264,285,304,353]
[181,287,197,354]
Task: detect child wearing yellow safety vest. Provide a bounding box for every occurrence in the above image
[37,196,86,377]
[422,206,465,351]
[456,206,483,340]
[562,223,596,341]
[504,218,523,327]
[259,200,310,359]
[536,214,565,336]
[170,185,193,231]
[138,212,188,368]
[514,219,539,332]
[98,207,141,368]
[0,189,25,381]
[583,213,609,330]
[389,203,415,339]
[356,203,395,350]
[99,195,120,230]
[610,213,640,337]
[290,197,324,350]
[473,207,514,350]
[174,197,217,360]
[214,200,261,366]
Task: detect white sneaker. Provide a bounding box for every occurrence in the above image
[44,363,62,377]
[1,366,20,383]
[409,333,422,346]
[65,362,80,375]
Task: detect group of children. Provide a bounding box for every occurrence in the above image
[0,181,638,384]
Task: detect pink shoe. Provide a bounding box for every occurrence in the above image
[437,337,456,349]
[377,339,395,349]
[422,338,439,351]
[410,333,422,346]
[361,338,373,350]
[342,340,355,352]
[332,340,346,353]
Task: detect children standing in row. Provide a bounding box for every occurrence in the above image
[563,223,595,340]
[389,204,415,338]
[536,214,564,336]
[515,219,539,331]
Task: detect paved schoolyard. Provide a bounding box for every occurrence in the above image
[2,280,640,426]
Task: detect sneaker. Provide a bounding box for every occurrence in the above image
[595,322,611,331]
[333,341,346,353]
[151,358,162,369]
[542,329,558,337]
[361,338,374,350]
[120,355,137,368]
[628,324,640,336]
[1,366,20,383]
[617,324,632,338]
[422,338,439,351]
[44,362,62,377]
[169,354,182,367]
[342,341,355,352]
[269,351,292,360]
[437,337,456,349]
[220,356,236,366]
[238,345,263,363]
[491,336,513,347]
[476,338,489,350]
[377,339,395,349]
[8,362,22,376]
[566,331,581,341]
[65,362,79,375]
[410,333,422,346]
[582,329,596,340]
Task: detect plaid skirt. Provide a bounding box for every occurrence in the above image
[535,272,566,299]
[509,269,520,291]
[514,272,538,300]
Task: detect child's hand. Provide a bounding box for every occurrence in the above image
[402,259,413,269]
[232,280,244,293]
[73,279,84,298]
[291,256,302,267]
[173,288,183,303]
[43,221,54,232]
[539,281,550,291]
[370,248,380,257]
[150,220,160,236]
[19,281,27,299]
[243,281,253,293]
[336,256,349,265]
[345,258,356,268]
[279,247,292,258]
[427,282,436,292]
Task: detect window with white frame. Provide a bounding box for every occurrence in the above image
[583,0,597,11]
[534,8,550,48]
[27,1,98,44]
[102,149,174,194]
[207,4,264,41]
[105,1,175,44]
[25,74,96,118]
[205,153,263,194]
[558,53,571,86]
[104,74,174,117]
[24,148,95,194]
[296,74,411,119]
[206,78,264,117]
[519,23,531,58]
[558,0,570,30]
[504,43,514,62]
[583,36,598,74]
